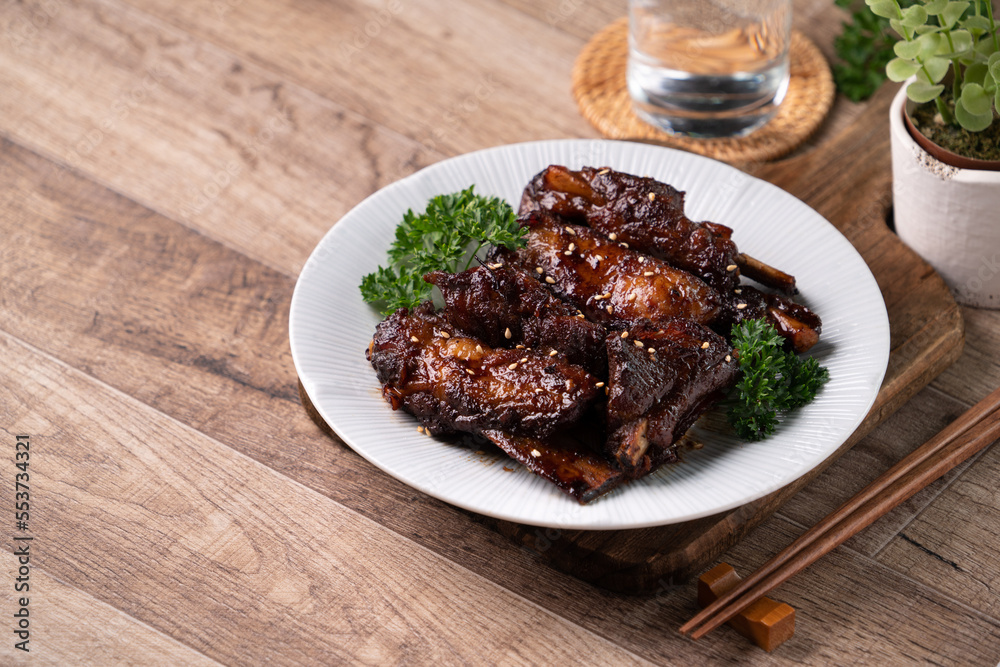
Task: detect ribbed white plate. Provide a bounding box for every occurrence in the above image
[289,139,889,530]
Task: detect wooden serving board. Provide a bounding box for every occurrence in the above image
[299,82,964,593]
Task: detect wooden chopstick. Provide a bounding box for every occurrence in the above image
[680,384,1000,640]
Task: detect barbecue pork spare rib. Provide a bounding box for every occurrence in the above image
[366,166,822,504]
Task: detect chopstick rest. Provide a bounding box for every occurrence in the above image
[681,384,1000,640]
[698,563,795,652]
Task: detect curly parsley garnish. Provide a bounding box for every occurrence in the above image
[726,319,830,441]
[359,186,526,315]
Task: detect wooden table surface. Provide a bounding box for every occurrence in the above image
[3,0,1000,664]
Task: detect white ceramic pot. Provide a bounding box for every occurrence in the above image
[890,82,1000,309]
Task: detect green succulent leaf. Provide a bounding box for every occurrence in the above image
[917,31,946,56]
[963,15,993,32]
[914,24,942,34]
[922,0,949,15]
[890,17,906,36]
[939,1,970,29]
[938,29,974,57]
[955,97,994,131]
[917,55,951,82]
[887,57,922,80]
[961,82,993,115]
[894,39,924,58]
[906,79,946,101]
[989,52,1000,82]
[965,62,989,87]
[976,37,998,57]
[866,0,900,19]
[901,4,929,27]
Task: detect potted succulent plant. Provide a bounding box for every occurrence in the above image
[870,0,1000,307]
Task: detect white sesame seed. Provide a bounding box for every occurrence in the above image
[531,449,541,457]
[734,288,742,294]
[549,350,558,357]
[534,388,543,394]
[620,242,629,249]
[568,243,576,252]
[515,344,525,349]
[596,255,603,261]
[643,271,654,277]
[410,335,419,343]
[536,266,544,274]
[440,331,450,338]
[608,233,617,241]
[508,362,518,370]
[466,369,474,375]
[726,264,738,271]
[701,341,710,349]
[736,303,748,310]
[725,354,732,362]
[565,226,576,235]
[488,262,503,269]
[648,192,656,201]
[504,327,512,339]
[598,168,610,175]
[520,357,528,364]
[634,340,644,348]
[476,344,484,354]
[621,331,629,338]
[606,305,613,313]
[545,276,555,284]
[564,250,572,256]
[648,347,656,354]
[417,426,424,434]
[627,293,637,302]
[595,382,605,388]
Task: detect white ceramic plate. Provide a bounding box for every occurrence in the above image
[289,139,890,530]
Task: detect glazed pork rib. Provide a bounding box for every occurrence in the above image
[520,165,797,295]
[605,320,739,475]
[481,426,625,504]
[367,302,600,439]
[424,265,607,378]
[493,211,722,328]
[493,210,820,350]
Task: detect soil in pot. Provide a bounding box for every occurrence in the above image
[908,90,1000,162]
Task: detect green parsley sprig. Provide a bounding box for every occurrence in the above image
[726,319,830,441]
[359,186,526,315]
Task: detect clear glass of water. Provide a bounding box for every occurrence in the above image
[627,0,792,138]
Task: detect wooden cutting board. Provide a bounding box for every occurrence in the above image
[299,82,964,593]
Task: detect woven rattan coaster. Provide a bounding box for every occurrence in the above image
[572,17,835,164]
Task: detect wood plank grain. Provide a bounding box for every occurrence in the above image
[0,332,652,666]
[776,386,978,557]
[0,0,440,276]
[121,0,597,154]
[929,308,1000,408]
[709,517,1000,664]
[0,568,221,666]
[0,98,986,665]
[876,420,1000,623]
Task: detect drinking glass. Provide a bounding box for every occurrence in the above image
[627,0,792,138]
